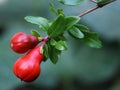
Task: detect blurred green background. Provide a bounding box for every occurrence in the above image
[0,0,120,90]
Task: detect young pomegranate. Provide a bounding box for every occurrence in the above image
[10,32,40,54]
[13,45,44,82]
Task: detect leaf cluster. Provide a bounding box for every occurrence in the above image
[24,1,102,64]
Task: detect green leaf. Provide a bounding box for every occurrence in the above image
[50,39,56,46]
[75,24,89,32]
[24,16,49,32]
[43,44,49,62]
[48,14,66,38]
[57,8,64,15]
[58,35,67,41]
[31,30,41,37]
[49,3,58,15]
[97,0,116,7]
[48,15,80,38]
[74,24,102,48]
[51,35,67,42]
[65,16,80,30]
[49,3,64,16]
[97,0,111,3]
[55,41,67,51]
[49,45,59,64]
[81,32,102,48]
[68,26,84,39]
[57,0,84,5]
[56,49,62,54]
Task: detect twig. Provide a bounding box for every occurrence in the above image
[78,0,116,17]
[78,5,99,17]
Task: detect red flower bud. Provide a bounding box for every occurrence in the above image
[13,45,44,82]
[10,32,39,54]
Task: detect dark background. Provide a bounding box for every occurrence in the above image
[0,0,120,90]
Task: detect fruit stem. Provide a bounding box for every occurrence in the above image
[38,37,43,42]
[40,36,49,53]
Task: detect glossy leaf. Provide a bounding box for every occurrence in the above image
[43,44,49,62]
[49,45,59,64]
[81,32,102,48]
[55,41,67,51]
[31,30,41,37]
[48,15,80,38]
[24,16,49,32]
[48,14,66,38]
[56,49,62,54]
[68,27,84,39]
[65,16,80,30]
[58,35,67,41]
[75,24,89,32]
[50,39,56,46]
[75,24,102,48]
[57,0,84,5]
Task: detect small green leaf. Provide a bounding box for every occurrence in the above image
[81,32,102,48]
[24,16,49,32]
[56,49,62,54]
[50,39,56,46]
[31,30,41,37]
[48,14,66,38]
[75,24,89,32]
[50,53,58,64]
[49,3,58,15]
[43,44,49,62]
[49,3,64,16]
[65,16,80,30]
[55,41,67,51]
[68,26,84,39]
[49,45,59,64]
[97,0,111,3]
[51,35,67,42]
[48,15,80,38]
[57,0,84,5]
[57,8,64,15]
[75,24,102,48]
[58,35,67,41]
[97,0,116,7]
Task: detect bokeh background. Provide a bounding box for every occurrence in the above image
[0,0,120,90]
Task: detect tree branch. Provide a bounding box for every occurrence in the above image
[78,0,116,17]
[78,5,99,17]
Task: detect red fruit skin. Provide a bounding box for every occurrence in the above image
[13,46,43,82]
[10,32,39,54]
